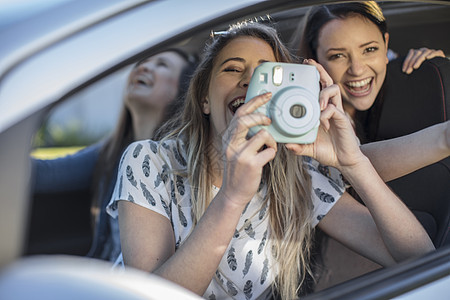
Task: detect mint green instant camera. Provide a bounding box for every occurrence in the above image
[244,62,321,144]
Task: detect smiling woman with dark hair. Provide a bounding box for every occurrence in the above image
[298,1,445,143]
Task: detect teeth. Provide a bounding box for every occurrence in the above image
[347,78,371,88]
[231,97,245,107]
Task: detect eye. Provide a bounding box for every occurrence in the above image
[328,53,344,60]
[364,46,379,53]
[157,60,169,67]
[223,67,242,72]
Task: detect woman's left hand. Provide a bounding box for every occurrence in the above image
[285,60,365,170]
[402,47,445,74]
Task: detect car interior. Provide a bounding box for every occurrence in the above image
[4,0,449,298]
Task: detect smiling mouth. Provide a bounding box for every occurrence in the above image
[228,96,246,114]
[134,75,153,87]
[344,77,373,96]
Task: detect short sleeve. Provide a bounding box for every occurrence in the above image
[303,157,346,228]
[106,140,172,221]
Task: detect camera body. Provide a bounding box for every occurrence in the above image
[245,62,321,144]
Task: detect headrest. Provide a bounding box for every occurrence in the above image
[376,56,450,140]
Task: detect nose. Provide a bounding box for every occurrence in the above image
[347,56,366,76]
[239,68,254,88]
[136,61,155,73]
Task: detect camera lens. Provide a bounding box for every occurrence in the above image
[290,104,306,119]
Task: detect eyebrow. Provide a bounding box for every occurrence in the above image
[220,57,271,66]
[326,41,380,53]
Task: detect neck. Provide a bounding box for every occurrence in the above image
[130,108,164,141]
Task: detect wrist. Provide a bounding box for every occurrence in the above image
[214,188,251,214]
[339,156,373,184]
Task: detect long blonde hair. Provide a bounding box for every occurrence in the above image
[160,22,315,299]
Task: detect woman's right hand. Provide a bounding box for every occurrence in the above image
[220,92,277,207]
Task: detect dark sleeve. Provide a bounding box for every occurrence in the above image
[32,143,101,194]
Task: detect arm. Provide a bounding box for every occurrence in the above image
[32,143,101,193]
[118,93,277,295]
[318,158,435,266]
[402,47,445,74]
[287,60,434,265]
[119,190,245,295]
[361,121,450,181]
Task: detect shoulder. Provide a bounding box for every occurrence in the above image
[119,139,186,172]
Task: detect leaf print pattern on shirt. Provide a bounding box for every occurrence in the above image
[106,139,344,300]
[317,214,325,222]
[258,203,268,220]
[258,230,267,255]
[126,165,137,187]
[133,143,143,158]
[148,140,158,154]
[242,202,250,215]
[161,141,170,150]
[172,144,187,166]
[170,180,177,205]
[140,181,156,206]
[226,280,238,296]
[215,270,224,285]
[243,250,253,277]
[328,179,344,195]
[318,164,330,177]
[118,148,129,170]
[176,175,185,195]
[154,164,169,187]
[175,235,181,249]
[244,219,256,239]
[177,205,187,227]
[160,194,171,218]
[142,154,150,177]
[127,193,134,202]
[118,174,123,199]
[260,258,269,285]
[227,247,238,271]
[314,188,335,203]
[244,280,253,300]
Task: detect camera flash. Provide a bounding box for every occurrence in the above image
[273,65,283,86]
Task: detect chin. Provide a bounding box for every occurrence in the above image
[346,96,377,113]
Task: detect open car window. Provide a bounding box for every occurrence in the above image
[0,1,449,299]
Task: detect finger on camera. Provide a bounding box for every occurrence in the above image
[303,59,333,88]
[319,103,341,130]
[238,92,272,115]
[235,112,271,132]
[249,128,277,153]
[319,84,343,111]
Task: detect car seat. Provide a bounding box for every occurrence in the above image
[375,56,450,247]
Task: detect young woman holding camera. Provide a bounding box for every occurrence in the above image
[107,22,434,300]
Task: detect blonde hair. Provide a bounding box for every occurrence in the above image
[160,22,315,299]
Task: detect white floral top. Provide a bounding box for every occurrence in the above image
[107,139,345,300]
